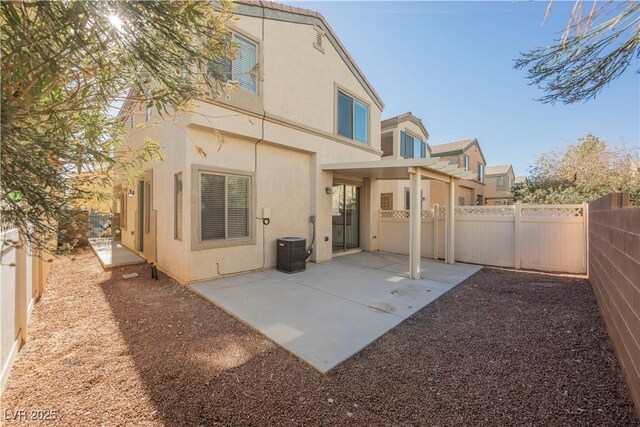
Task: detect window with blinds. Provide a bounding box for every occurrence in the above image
[174,173,182,240]
[144,182,151,233]
[208,33,258,93]
[232,34,257,93]
[200,172,250,242]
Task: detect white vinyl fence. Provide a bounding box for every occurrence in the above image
[379,204,587,274]
[0,226,53,394]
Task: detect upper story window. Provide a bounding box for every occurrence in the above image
[463,155,470,171]
[497,175,507,189]
[337,90,369,144]
[400,131,427,159]
[477,163,485,183]
[213,33,258,94]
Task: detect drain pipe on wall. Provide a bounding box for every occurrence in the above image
[217,4,268,277]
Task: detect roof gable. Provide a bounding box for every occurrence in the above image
[431,138,487,164]
[381,112,430,140]
[233,1,384,110]
[485,164,514,177]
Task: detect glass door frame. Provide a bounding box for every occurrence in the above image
[331,183,361,253]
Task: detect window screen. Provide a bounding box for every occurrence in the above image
[353,100,368,143]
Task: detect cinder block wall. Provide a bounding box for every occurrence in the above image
[588,193,640,416]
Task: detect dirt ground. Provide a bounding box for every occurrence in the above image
[1,250,638,426]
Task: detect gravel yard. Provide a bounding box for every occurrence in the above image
[1,250,638,426]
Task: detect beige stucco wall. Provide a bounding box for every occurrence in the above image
[118,10,384,284]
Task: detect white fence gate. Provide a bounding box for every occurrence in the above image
[379,204,587,274]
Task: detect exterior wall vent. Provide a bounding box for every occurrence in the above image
[313,26,325,53]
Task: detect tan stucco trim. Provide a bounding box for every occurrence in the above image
[194,99,383,156]
[190,164,257,251]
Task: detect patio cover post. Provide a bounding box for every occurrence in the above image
[409,168,421,279]
[446,176,455,264]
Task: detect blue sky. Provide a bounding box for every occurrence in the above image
[287,1,639,176]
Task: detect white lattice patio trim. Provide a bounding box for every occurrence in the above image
[421,210,434,219]
[454,206,515,216]
[380,210,436,219]
[520,205,584,217]
[380,210,410,219]
[436,206,446,217]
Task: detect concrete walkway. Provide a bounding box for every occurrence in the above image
[190,252,482,373]
[90,239,145,269]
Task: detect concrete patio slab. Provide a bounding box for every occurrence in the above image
[90,239,145,269]
[190,252,482,373]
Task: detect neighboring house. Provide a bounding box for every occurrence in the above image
[484,164,516,205]
[429,139,487,206]
[514,176,526,185]
[378,113,431,210]
[114,1,471,284]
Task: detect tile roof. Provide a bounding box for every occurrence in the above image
[233,0,384,109]
[485,165,513,176]
[430,139,476,154]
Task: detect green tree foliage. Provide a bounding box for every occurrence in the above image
[1,0,234,249]
[512,134,640,204]
[515,1,640,104]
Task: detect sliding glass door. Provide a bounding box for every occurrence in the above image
[332,184,360,253]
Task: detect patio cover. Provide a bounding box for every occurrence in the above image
[322,158,476,279]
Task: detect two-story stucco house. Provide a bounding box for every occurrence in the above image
[378,113,431,210]
[484,165,516,205]
[429,139,487,206]
[114,1,473,283]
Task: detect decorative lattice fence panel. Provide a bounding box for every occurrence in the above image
[520,206,583,217]
[380,210,410,219]
[454,206,515,216]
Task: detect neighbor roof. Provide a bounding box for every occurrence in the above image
[233,0,384,110]
[485,165,513,176]
[430,139,476,154]
[430,138,487,165]
[514,176,526,184]
[381,112,430,142]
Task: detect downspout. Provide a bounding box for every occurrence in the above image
[217,1,267,277]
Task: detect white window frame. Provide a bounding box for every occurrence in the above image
[477,163,485,183]
[191,165,256,251]
[463,155,470,171]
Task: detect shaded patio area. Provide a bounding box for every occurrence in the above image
[190,252,482,372]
